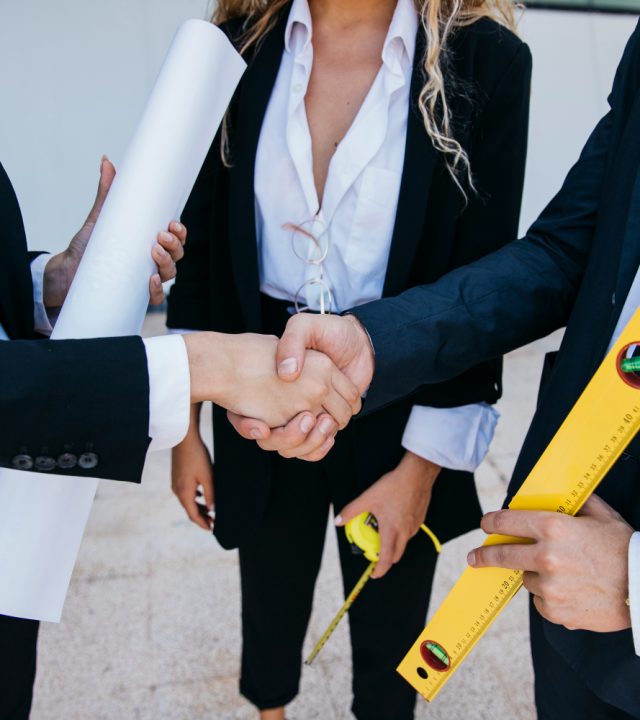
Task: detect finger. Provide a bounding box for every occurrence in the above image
[86,155,116,226]
[201,473,215,511]
[481,509,563,541]
[226,411,272,441]
[152,243,177,283]
[322,388,355,431]
[179,490,210,531]
[277,414,337,459]
[392,535,409,565]
[169,221,187,246]
[467,541,539,572]
[372,530,397,579]
[149,274,165,305]
[299,432,335,462]
[522,570,543,596]
[331,369,362,416]
[579,494,617,519]
[335,494,370,527]
[254,413,316,452]
[157,231,185,263]
[276,314,314,381]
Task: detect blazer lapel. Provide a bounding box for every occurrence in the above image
[614,89,640,310]
[227,8,290,331]
[382,29,438,297]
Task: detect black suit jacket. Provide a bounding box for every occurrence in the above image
[0,161,152,483]
[168,5,531,549]
[353,20,640,714]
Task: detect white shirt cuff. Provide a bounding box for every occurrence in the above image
[402,403,500,472]
[628,531,640,655]
[142,335,190,451]
[30,253,55,336]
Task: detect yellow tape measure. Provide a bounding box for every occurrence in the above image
[305,513,442,665]
[398,308,640,702]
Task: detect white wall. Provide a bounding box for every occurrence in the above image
[518,10,638,232]
[0,0,211,253]
[0,3,637,252]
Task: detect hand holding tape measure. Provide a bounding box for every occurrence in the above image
[305,512,442,665]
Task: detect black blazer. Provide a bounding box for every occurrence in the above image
[353,20,640,714]
[167,5,532,549]
[0,161,152,483]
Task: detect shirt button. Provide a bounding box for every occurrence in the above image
[11,454,34,471]
[57,453,78,470]
[35,455,57,472]
[78,452,99,470]
[292,83,304,94]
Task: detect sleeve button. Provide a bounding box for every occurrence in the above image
[35,456,57,472]
[11,454,34,471]
[78,452,99,470]
[57,453,78,470]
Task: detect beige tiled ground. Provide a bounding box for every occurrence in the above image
[30,315,563,720]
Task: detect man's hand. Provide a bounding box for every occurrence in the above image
[467,495,634,632]
[226,314,375,460]
[335,452,440,578]
[183,332,361,429]
[43,156,186,309]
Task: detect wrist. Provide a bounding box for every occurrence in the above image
[42,252,69,309]
[184,332,234,405]
[401,451,441,486]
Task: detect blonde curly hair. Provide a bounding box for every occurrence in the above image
[213,0,518,195]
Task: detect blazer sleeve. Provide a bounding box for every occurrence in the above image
[408,40,532,411]
[0,336,152,482]
[353,28,635,413]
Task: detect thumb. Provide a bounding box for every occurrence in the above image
[226,411,272,441]
[335,496,370,527]
[579,494,618,519]
[85,155,116,226]
[276,314,314,382]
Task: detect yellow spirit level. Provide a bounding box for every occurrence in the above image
[398,308,640,702]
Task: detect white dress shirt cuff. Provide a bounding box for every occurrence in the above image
[30,253,55,336]
[402,403,500,472]
[142,335,190,451]
[628,531,640,655]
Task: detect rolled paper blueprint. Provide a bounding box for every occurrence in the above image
[0,20,246,622]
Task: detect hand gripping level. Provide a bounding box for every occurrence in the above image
[398,308,640,702]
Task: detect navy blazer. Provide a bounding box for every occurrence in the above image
[167,5,532,549]
[0,162,152,482]
[353,20,640,714]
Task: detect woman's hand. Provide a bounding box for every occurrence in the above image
[171,405,214,531]
[43,156,187,309]
[336,451,441,578]
[186,333,362,430]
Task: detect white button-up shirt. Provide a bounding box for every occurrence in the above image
[254,0,498,473]
[0,254,189,452]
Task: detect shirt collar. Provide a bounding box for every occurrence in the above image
[285,0,418,67]
[382,0,419,76]
[284,0,313,55]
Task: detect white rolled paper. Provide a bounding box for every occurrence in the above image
[0,20,245,621]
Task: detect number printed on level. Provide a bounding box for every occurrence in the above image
[397,309,640,702]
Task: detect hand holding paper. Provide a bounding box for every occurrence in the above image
[42,157,186,311]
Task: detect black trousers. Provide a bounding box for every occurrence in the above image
[238,442,439,720]
[530,599,637,719]
[0,615,39,720]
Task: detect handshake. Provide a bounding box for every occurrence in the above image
[182,313,375,461]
